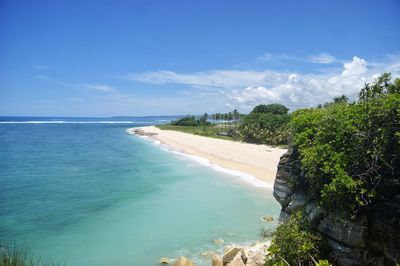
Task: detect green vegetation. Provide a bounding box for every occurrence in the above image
[160,105,291,146]
[251,104,289,115]
[265,212,323,266]
[265,73,399,265]
[170,115,198,126]
[290,73,400,215]
[0,243,58,266]
[158,110,243,141]
[240,104,290,145]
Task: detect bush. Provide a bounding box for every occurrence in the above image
[239,112,290,145]
[251,104,289,115]
[266,212,322,266]
[289,73,400,215]
[170,115,198,126]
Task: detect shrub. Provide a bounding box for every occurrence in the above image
[251,104,289,115]
[289,73,400,215]
[170,115,198,126]
[239,112,290,145]
[266,212,321,266]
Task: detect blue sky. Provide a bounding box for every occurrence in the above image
[0,0,399,116]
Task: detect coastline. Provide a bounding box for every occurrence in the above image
[127,126,287,188]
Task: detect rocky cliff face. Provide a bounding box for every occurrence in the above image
[273,148,400,266]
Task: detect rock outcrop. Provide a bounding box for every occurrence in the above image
[221,242,269,266]
[273,148,400,265]
[172,256,195,266]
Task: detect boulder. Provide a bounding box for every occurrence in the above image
[214,238,224,245]
[159,257,170,264]
[317,215,367,248]
[244,242,268,266]
[223,247,246,266]
[212,254,223,266]
[172,256,194,266]
[261,216,273,222]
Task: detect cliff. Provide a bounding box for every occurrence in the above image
[273,147,400,265]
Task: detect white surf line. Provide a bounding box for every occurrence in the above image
[126,128,273,189]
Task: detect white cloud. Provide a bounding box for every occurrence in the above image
[258,53,300,61]
[123,55,400,112]
[306,53,337,64]
[122,70,289,88]
[82,84,116,93]
[258,52,337,64]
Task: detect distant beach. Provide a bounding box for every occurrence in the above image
[127,126,287,188]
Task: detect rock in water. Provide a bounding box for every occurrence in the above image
[172,256,194,266]
[212,254,223,266]
[213,238,224,245]
[223,247,247,266]
[159,257,170,264]
[261,216,273,222]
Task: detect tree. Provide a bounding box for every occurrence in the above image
[233,109,239,131]
[333,95,349,104]
[289,73,400,215]
[359,72,400,100]
[199,112,209,131]
[251,104,289,115]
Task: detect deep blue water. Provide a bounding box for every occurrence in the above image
[0,117,280,265]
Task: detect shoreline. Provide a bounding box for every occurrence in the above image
[127,126,287,189]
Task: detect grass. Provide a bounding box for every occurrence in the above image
[0,243,61,266]
[156,124,240,141]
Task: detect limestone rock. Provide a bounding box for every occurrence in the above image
[261,216,273,222]
[212,254,223,266]
[303,201,325,228]
[172,256,194,266]
[286,193,309,213]
[317,215,367,248]
[273,148,301,208]
[214,238,224,245]
[223,247,246,266]
[159,257,170,264]
[278,209,291,223]
[244,242,268,266]
[327,239,365,266]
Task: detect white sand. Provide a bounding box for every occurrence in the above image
[127,126,287,185]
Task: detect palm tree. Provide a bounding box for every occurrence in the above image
[233,109,239,131]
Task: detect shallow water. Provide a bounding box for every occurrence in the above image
[0,117,280,265]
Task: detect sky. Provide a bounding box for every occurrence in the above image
[0,0,399,116]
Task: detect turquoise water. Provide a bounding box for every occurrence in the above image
[0,118,281,265]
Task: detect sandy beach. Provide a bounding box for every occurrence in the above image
[127,126,287,185]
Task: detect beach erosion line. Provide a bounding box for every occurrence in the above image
[126,127,274,189]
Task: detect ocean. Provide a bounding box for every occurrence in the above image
[0,117,281,266]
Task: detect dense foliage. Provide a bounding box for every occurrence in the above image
[170,115,199,126]
[289,73,400,215]
[266,212,323,266]
[251,104,289,115]
[240,104,290,145]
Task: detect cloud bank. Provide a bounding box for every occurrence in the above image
[123,55,400,112]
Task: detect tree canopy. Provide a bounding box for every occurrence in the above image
[251,104,289,115]
[290,73,400,215]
